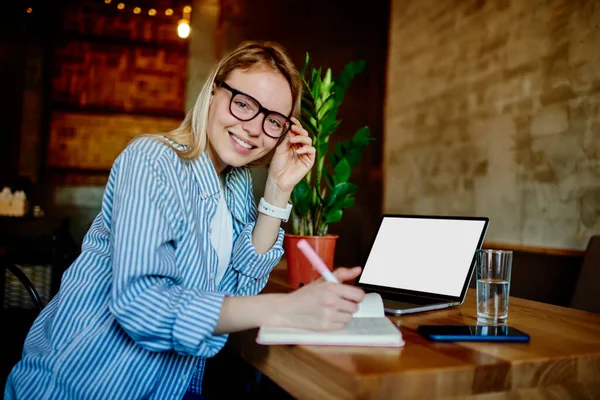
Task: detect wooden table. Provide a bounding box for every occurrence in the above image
[230,262,600,399]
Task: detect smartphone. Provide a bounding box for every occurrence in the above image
[417,324,530,342]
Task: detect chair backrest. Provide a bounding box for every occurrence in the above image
[3,263,44,313]
[570,236,600,313]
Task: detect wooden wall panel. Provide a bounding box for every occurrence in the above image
[48,112,180,170]
[52,41,186,114]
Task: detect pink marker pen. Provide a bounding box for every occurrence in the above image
[296,239,339,283]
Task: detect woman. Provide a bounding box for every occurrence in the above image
[5,41,364,400]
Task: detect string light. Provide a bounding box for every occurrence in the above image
[110,3,190,17]
[26,7,33,13]
[177,4,192,39]
[177,20,190,38]
[106,2,192,38]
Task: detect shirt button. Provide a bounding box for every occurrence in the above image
[210,273,216,280]
[181,374,187,381]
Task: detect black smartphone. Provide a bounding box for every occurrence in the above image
[417,324,530,342]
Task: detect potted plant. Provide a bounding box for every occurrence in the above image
[284,53,373,288]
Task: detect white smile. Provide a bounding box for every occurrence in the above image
[230,133,254,149]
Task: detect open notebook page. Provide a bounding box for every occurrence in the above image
[256,292,404,347]
[354,292,385,318]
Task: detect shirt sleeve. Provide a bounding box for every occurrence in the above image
[108,148,227,358]
[228,222,284,296]
[225,175,285,296]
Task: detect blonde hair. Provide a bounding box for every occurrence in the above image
[159,41,302,165]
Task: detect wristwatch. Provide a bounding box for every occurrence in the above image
[258,197,293,222]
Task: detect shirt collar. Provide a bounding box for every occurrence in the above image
[161,136,223,199]
[166,137,250,223]
[190,150,222,199]
[191,150,248,207]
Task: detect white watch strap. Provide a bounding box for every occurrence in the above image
[258,197,292,222]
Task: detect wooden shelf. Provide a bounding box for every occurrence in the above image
[55,33,188,54]
[483,241,585,257]
[50,104,185,119]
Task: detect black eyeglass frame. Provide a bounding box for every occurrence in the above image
[215,80,293,139]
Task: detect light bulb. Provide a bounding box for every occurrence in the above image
[177,19,190,39]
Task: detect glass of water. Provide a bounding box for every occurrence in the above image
[476,249,513,324]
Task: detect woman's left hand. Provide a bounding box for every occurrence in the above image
[267,117,316,194]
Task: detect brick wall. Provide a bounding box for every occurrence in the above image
[48,1,188,172]
[384,0,600,250]
[48,112,180,169]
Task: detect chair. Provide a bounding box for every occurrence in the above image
[2,263,44,313]
[570,236,600,313]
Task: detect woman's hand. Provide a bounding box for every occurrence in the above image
[271,267,365,331]
[267,117,316,195]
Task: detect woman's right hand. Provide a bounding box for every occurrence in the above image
[272,267,365,331]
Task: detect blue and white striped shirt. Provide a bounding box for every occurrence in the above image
[5,137,284,400]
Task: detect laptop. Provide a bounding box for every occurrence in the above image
[355,214,489,315]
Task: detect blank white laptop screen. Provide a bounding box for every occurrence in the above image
[358,217,487,297]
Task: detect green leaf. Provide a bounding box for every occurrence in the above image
[321,119,341,139]
[301,102,318,122]
[333,158,351,185]
[329,150,338,167]
[325,182,358,208]
[323,170,334,189]
[335,142,344,158]
[317,97,336,120]
[352,126,371,148]
[302,52,313,78]
[334,60,366,99]
[321,68,332,96]
[318,141,329,158]
[324,209,343,223]
[345,149,362,169]
[342,140,353,154]
[339,197,355,209]
[312,70,322,100]
[319,106,338,128]
[324,60,366,123]
[299,116,318,138]
[291,180,311,216]
[301,89,315,104]
[317,91,335,111]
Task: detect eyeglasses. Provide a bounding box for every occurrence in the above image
[215,80,292,139]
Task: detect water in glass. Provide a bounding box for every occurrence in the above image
[477,278,510,323]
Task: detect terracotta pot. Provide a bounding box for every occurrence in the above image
[284,233,339,289]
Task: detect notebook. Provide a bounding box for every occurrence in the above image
[356,214,489,315]
[256,292,404,347]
